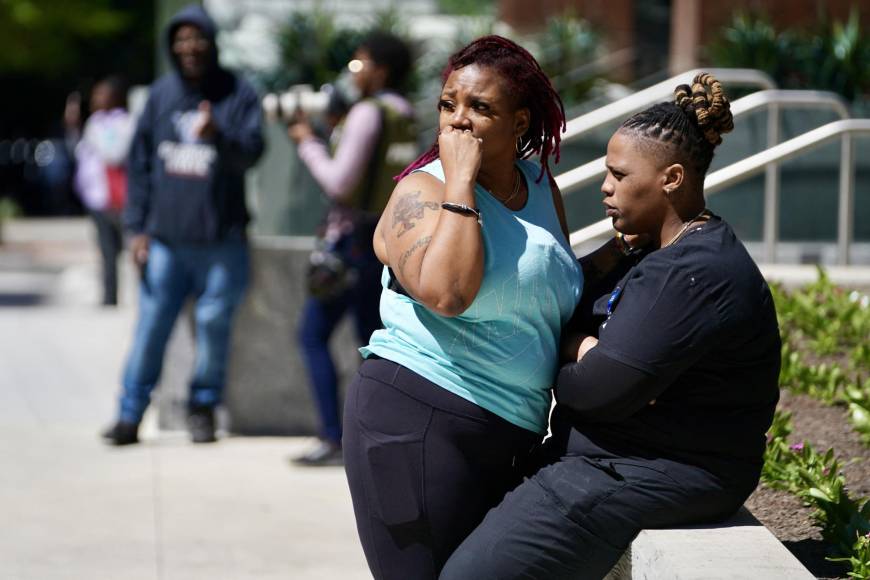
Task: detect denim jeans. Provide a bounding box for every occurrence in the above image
[298,226,382,443]
[118,238,249,423]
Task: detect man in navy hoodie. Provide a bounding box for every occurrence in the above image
[102,4,264,445]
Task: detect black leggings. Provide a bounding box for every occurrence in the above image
[343,357,541,580]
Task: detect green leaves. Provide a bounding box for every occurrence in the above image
[0,0,133,76]
[774,270,870,443]
[710,12,796,84]
[808,486,834,503]
[269,8,410,92]
[762,412,870,577]
[435,0,495,16]
[536,14,601,105]
[709,10,870,101]
[828,530,870,578]
[765,272,870,577]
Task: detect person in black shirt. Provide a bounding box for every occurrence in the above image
[440,73,781,580]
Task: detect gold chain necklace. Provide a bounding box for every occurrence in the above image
[484,167,521,206]
[662,208,710,248]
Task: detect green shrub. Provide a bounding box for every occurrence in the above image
[763,411,870,577]
[709,13,797,86]
[708,9,870,101]
[535,14,602,105]
[266,8,412,93]
[773,271,870,445]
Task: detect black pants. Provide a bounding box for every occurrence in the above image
[343,357,540,580]
[91,210,122,305]
[439,450,753,580]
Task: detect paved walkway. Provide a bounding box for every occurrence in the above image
[0,219,368,580]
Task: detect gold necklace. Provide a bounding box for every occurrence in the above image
[483,167,521,206]
[662,208,710,248]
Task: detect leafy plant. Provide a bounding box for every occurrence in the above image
[536,14,602,104]
[268,8,413,92]
[845,378,870,445]
[794,8,870,101]
[765,269,870,576]
[708,10,870,101]
[709,13,796,85]
[830,531,870,579]
[779,343,850,402]
[0,0,133,76]
[762,411,870,577]
[436,0,495,15]
[773,269,870,356]
[272,11,358,90]
[773,271,870,445]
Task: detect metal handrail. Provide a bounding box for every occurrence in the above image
[729,90,850,118]
[558,90,851,262]
[569,119,870,265]
[561,68,777,144]
[556,90,850,196]
[736,91,851,261]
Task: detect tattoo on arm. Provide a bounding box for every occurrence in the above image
[398,235,432,276]
[392,191,440,238]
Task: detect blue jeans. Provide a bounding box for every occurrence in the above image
[118,238,249,424]
[298,229,382,443]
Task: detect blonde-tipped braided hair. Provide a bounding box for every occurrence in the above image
[619,72,734,175]
[673,73,734,146]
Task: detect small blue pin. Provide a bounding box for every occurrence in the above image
[606,286,622,317]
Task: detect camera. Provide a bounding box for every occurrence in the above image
[262,85,330,123]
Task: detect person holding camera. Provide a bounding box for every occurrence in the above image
[101,4,264,445]
[287,31,418,467]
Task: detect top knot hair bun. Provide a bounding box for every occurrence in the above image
[674,73,734,146]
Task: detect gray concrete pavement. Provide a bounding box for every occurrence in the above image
[0,219,368,580]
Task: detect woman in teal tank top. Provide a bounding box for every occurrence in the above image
[343,36,582,579]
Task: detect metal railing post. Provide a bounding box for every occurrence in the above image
[763,104,781,262]
[561,68,776,144]
[568,120,870,255]
[557,90,849,197]
[837,134,855,265]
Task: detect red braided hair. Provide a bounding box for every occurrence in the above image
[397,35,566,183]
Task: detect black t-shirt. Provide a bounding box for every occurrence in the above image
[552,216,781,485]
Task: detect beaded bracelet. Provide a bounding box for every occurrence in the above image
[441,202,482,226]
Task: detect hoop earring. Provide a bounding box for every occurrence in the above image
[516,137,522,155]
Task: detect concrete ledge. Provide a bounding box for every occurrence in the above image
[603,507,815,580]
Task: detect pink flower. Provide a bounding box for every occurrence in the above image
[789,442,804,452]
